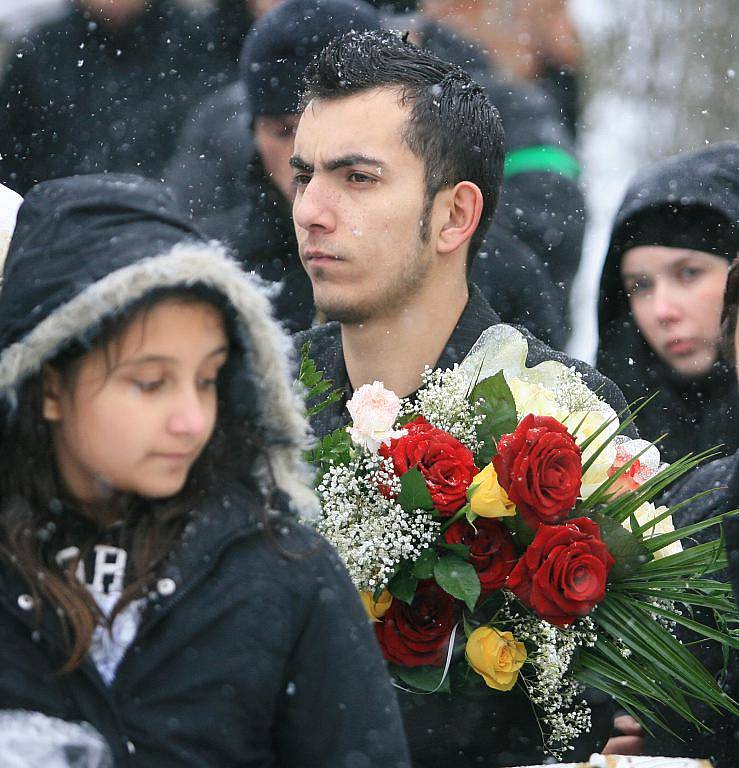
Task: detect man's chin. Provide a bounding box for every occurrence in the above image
[316,298,369,326]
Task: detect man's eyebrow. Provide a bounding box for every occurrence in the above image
[289,154,386,174]
[289,155,313,172]
[324,154,384,172]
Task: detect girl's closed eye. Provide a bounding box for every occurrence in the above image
[132,378,164,393]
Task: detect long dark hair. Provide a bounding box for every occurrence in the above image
[0,288,263,673]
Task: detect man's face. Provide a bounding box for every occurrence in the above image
[254,115,301,203]
[291,88,437,325]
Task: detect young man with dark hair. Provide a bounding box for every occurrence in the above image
[293,30,627,766]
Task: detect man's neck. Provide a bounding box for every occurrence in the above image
[341,279,469,398]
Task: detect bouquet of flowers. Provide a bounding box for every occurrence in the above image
[301,326,739,757]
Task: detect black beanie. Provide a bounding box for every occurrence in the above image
[239,0,380,119]
[614,204,739,263]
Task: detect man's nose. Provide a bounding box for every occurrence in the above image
[293,178,337,234]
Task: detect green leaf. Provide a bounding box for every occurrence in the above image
[502,513,535,548]
[470,371,517,466]
[590,512,653,580]
[412,548,438,579]
[388,569,418,604]
[297,342,344,417]
[397,467,435,513]
[434,554,480,612]
[306,427,353,468]
[389,663,451,693]
[438,542,470,558]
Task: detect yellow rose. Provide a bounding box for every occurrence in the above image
[469,463,516,518]
[465,626,527,691]
[360,589,393,622]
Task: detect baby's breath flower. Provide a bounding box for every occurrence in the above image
[314,454,440,591]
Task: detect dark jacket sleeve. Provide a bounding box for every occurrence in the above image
[274,533,410,768]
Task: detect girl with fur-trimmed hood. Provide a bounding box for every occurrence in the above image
[0,174,410,767]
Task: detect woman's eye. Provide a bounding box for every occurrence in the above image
[678,267,701,281]
[133,379,163,393]
[625,280,648,297]
[197,377,218,390]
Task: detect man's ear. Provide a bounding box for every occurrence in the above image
[436,181,484,255]
[42,365,63,422]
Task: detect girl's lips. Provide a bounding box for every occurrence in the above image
[665,338,696,356]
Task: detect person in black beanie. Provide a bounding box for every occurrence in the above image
[597,143,739,464]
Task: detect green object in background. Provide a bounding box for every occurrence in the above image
[504,145,580,180]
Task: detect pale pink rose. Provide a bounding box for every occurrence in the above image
[607,438,665,496]
[346,381,406,453]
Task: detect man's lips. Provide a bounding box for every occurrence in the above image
[303,250,344,265]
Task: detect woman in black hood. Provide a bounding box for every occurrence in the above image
[0,174,409,767]
[598,142,739,464]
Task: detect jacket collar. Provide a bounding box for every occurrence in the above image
[316,283,501,433]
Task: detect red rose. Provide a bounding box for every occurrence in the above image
[493,413,582,528]
[380,416,477,515]
[374,579,461,667]
[507,517,615,626]
[444,518,518,595]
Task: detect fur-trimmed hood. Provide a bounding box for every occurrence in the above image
[0,174,317,517]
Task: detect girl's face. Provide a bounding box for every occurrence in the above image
[621,246,730,377]
[43,299,229,504]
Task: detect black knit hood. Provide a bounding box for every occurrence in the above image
[597,142,739,461]
[0,174,317,515]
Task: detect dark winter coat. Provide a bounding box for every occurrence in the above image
[597,143,739,463]
[0,0,228,195]
[163,81,254,219]
[0,493,411,768]
[642,451,739,767]
[0,174,410,768]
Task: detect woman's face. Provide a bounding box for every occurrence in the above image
[43,299,229,504]
[621,246,730,376]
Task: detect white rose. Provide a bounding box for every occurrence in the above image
[567,408,619,499]
[508,378,567,422]
[623,502,683,559]
[346,381,406,453]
